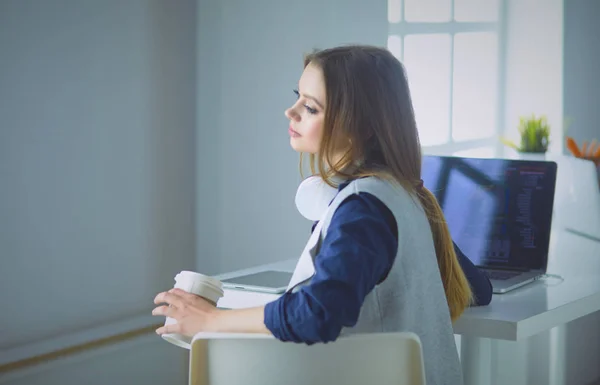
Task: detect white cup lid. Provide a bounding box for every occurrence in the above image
[176,270,222,289]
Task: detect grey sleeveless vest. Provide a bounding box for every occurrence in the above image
[287,177,464,385]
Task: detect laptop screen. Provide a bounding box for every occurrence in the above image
[422,156,557,271]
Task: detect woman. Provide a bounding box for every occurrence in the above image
[153,45,491,385]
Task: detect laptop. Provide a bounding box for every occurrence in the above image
[422,155,558,294]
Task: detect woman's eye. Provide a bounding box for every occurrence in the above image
[304,105,317,115]
[293,89,317,114]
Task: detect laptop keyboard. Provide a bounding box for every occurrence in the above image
[485,270,522,280]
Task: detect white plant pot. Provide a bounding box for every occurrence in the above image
[502,147,549,161]
[515,151,548,161]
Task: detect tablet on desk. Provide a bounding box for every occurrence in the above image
[221,270,293,294]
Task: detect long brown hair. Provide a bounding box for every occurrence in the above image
[303,45,472,321]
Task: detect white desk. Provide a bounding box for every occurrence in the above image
[455,229,600,385]
[215,229,600,385]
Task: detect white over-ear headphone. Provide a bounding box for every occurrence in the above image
[294,176,339,221]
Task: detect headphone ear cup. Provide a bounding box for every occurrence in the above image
[295,176,338,221]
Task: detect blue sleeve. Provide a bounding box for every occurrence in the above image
[454,243,493,306]
[264,193,397,344]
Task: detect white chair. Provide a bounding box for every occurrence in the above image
[189,332,426,385]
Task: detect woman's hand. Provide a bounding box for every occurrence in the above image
[152,288,220,337]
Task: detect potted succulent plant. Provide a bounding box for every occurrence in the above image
[501,114,551,154]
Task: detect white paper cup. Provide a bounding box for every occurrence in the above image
[161,271,224,349]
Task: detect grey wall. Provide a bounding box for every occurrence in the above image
[0,0,196,353]
[2,334,188,385]
[195,0,222,275]
[197,0,387,275]
[564,0,600,146]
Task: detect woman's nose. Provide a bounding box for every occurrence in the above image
[285,106,300,122]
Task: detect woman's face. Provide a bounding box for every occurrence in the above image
[284,63,326,154]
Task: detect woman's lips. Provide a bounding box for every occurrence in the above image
[288,127,301,138]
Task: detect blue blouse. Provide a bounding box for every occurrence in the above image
[264,184,492,344]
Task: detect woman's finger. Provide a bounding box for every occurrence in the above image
[169,288,199,300]
[154,291,185,308]
[152,305,176,318]
[155,323,181,335]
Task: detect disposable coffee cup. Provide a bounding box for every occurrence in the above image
[161,270,224,349]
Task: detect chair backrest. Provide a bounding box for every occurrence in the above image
[189,332,426,385]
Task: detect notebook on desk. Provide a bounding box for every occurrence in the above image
[422,156,558,294]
